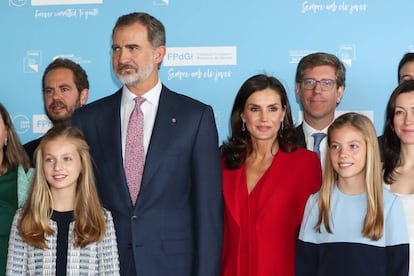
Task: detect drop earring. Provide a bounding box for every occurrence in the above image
[242,121,246,132]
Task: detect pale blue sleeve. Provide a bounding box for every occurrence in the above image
[17,165,34,208]
[298,193,319,242]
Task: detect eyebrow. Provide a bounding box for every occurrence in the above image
[330,139,363,145]
[125,44,140,48]
[395,105,414,109]
[43,83,71,90]
[112,43,140,49]
[248,103,281,107]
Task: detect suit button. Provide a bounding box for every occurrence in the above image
[131,215,138,220]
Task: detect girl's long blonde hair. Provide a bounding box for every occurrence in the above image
[314,112,384,240]
[18,123,106,249]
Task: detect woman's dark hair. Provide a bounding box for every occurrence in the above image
[221,74,297,169]
[398,52,414,82]
[0,103,30,173]
[383,80,414,183]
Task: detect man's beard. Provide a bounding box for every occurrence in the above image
[46,98,80,125]
[116,62,154,86]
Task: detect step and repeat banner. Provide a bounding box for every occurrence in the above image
[2,0,414,144]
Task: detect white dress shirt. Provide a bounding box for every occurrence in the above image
[120,80,162,163]
[302,120,330,169]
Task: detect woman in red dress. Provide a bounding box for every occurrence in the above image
[220,74,322,276]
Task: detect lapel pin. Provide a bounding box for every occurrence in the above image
[171,117,177,123]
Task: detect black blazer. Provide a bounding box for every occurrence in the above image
[23,137,42,166]
[295,124,307,149]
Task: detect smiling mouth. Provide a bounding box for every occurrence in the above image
[53,174,66,180]
[338,162,353,168]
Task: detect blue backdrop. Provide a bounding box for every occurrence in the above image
[2,0,414,144]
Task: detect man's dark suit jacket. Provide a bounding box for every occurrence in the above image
[72,86,223,276]
[23,137,42,165]
[296,124,307,148]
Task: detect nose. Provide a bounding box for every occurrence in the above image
[53,159,62,171]
[313,82,323,94]
[52,90,63,99]
[404,112,414,125]
[260,111,269,121]
[115,47,131,64]
[338,147,349,158]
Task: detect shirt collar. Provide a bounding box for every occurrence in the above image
[302,119,330,138]
[121,80,162,106]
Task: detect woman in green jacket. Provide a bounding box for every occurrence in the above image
[0,103,32,276]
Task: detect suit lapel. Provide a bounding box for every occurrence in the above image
[96,91,133,209]
[139,87,178,192]
[98,93,122,157]
[296,123,307,148]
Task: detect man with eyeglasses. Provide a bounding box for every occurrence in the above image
[295,52,346,167]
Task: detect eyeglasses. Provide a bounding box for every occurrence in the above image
[301,78,336,91]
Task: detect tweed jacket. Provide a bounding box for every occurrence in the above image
[6,209,120,275]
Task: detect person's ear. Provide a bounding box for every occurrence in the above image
[154,46,166,65]
[336,85,344,105]
[79,89,89,106]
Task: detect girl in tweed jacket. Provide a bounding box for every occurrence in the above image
[6,124,120,275]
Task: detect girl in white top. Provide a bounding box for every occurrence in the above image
[6,124,120,275]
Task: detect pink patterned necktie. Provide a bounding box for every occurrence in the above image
[125,96,145,204]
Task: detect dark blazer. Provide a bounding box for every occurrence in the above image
[295,124,307,148]
[23,137,42,166]
[72,86,223,276]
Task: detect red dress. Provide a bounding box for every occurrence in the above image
[221,148,321,276]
